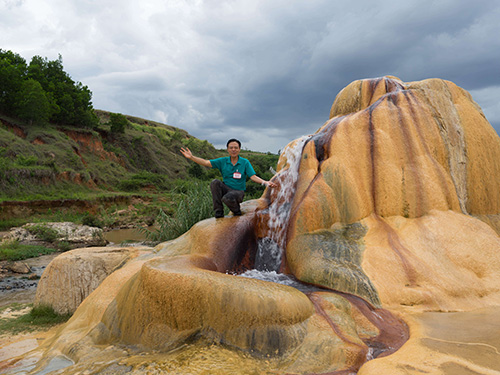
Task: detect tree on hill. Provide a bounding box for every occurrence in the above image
[0,50,27,115]
[15,79,51,126]
[27,54,97,128]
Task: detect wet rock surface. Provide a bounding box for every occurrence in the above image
[2,261,31,274]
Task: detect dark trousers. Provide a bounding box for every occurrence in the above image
[210,179,244,215]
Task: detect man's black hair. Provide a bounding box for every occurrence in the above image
[226,138,241,148]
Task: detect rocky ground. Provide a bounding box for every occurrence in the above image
[0,221,108,309]
[0,253,60,308]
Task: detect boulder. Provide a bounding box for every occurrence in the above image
[5,261,31,274]
[285,76,500,311]
[34,246,151,314]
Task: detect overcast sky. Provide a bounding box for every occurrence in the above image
[2,0,500,152]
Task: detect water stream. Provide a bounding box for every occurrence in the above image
[240,136,312,289]
[253,136,310,273]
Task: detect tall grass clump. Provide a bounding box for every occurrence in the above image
[143,181,213,241]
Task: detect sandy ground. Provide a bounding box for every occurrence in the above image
[0,328,55,362]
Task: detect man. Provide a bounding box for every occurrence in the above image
[180,138,277,218]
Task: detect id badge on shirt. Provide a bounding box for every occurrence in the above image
[233,172,242,179]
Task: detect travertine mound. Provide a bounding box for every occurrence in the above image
[286,76,500,311]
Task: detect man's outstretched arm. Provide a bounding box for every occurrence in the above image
[180,147,212,168]
[250,174,278,188]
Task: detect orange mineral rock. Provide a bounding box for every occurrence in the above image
[285,76,500,312]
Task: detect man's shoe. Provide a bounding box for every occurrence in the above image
[233,210,242,216]
[215,211,224,218]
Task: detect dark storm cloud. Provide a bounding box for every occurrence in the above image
[173,0,500,149]
[271,2,498,143]
[2,0,500,151]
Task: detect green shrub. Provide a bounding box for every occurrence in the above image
[117,179,143,192]
[118,172,172,192]
[109,113,128,133]
[56,241,71,252]
[26,224,59,242]
[245,182,267,200]
[188,163,206,179]
[16,154,38,166]
[81,213,104,228]
[171,130,184,141]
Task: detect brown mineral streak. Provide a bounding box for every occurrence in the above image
[341,292,409,357]
[311,115,345,165]
[406,91,455,208]
[388,91,425,217]
[308,293,368,371]
[304,276,409,352]
[308,293,367,351]
[368,105,377,213]
[374,215,418,286]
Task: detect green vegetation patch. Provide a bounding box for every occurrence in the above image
[25,224,59,242]
[118,171,173,192]
[0,304,72,335]
[0,240,59,261]
[0,177,96,202]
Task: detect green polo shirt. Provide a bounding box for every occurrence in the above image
[209,156,256,191]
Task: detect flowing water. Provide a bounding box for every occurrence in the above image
[253,136,310,273]
[239,269,321,293]
[243,136,312,288]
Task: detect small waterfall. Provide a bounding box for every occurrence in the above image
[253,135,311,272]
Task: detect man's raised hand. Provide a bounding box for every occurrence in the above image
[180,147,192,159]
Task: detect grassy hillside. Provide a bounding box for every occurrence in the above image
[0,111,223,200]
[0,111,278,230]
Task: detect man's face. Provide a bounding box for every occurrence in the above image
[227,141,241,158]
